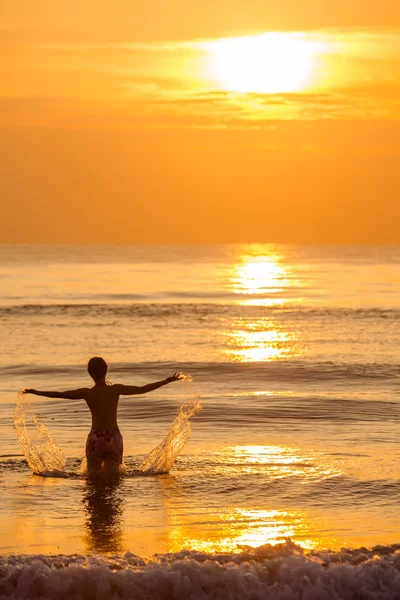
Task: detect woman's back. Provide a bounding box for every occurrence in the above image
[85,384,120,430]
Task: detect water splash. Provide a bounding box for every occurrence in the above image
[14,392,67,477]
[77,457,88,476]
[14,385,201,477]
[138,398,201,474]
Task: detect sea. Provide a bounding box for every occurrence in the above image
[0,243,399,599]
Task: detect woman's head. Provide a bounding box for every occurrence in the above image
[88,356,108,381]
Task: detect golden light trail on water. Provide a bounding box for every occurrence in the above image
[166,508,314,553]
[224,251,300,361]
[224,318,297,362]
[231,253,290,306]
[163,446,341,553]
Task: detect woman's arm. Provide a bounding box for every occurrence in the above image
[23,388,89,400]
[115,373,182,396]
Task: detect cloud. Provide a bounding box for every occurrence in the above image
[35,27,400,54]
[1,81,399,130]
[1,27,400,127]
[118,83,400,122]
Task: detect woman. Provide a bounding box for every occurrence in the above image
[24,356,182,475]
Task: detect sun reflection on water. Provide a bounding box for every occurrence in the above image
[167,507,316,554]
[232,254,289,306]
[216,445,340,480]
[224,317,298,362]
[225,249,302,361]
[162,445,341,554]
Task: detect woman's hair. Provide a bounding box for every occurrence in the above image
[87,356,108,380]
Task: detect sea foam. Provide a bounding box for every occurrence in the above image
[0,541,400,599]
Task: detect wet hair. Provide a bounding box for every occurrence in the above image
[87,356,108,380]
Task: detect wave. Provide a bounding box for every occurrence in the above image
[1,302,400,319]
[2,454,399,503]
[298,475,400,506]
[6,359,400,383]
[0,540,399,599]
[198,396,400,424]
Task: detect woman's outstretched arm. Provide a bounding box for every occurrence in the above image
[115,373,183,396]
[23,388,89,400]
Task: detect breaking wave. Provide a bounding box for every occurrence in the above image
[2,302,400,320]
[6,360,400,383]
[0,540,400,599]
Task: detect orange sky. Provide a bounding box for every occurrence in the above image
[1,1,399,243]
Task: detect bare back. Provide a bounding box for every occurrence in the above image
[84,384,120,430]
[24,372,180,435]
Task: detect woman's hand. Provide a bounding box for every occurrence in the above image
[22,388,37,395]
[166,373,183,383]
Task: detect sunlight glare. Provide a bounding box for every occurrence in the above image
[208,33,323,93]
[225,322,296,362]
[231,254,288,306]
[167,507,317,553]
[225,253,298,361]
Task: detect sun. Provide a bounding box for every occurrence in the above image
[208,33,321,94]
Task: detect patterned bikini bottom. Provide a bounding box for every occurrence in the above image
[85,428,123,464]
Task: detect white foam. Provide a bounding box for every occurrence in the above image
[1,541,400,599]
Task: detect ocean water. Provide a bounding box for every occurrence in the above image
[0,244,399,599]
